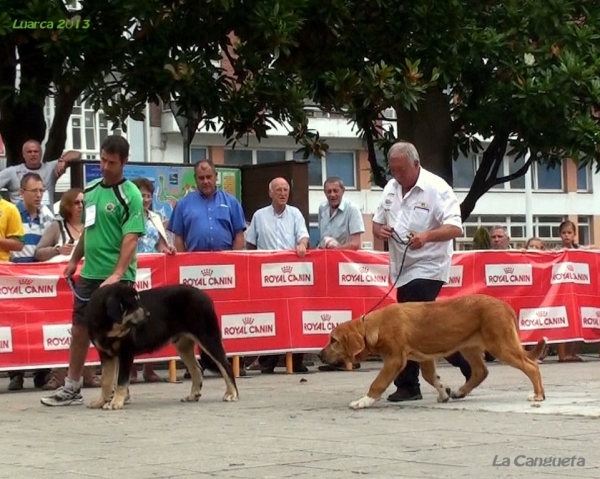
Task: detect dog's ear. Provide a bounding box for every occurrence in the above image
[105,293,123,324]
[344,326,365,359]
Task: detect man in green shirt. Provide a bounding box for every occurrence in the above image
[41,135,144,407]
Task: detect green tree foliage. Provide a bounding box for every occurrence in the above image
[281,0,600,220]
[0,0,311,164]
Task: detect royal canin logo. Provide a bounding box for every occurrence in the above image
[567,264,574,271]
[359,266,369,274]
[201,269,213,277]
[281,266,293,273]
[321,314,331,322]
[536,310,548,317]
[242,316,254,325]
[503,267,514,274]
[19,278,33,285]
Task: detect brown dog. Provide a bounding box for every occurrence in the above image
[319,294,546,409]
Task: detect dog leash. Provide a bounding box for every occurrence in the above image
[361,230,411,321]
[66,275,92,303]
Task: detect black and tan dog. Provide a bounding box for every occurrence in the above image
[319,294,546,410]
[85,282,239,410]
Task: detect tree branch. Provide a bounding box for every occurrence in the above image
[491,154,534,186]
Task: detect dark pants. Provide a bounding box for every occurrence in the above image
[259,353,304,371]
[393,279,472,392]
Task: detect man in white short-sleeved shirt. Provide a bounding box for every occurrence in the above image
[0,140,81,208]
[246,177,309,374]
[317,177,364,250]
[372,142,471,403]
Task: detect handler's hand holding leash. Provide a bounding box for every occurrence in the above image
[362,228,414,318]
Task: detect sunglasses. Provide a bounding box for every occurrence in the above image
[73,200,84,205]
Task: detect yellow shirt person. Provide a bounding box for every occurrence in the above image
[0,198,24,262]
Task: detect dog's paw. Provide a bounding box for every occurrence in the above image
[87,398,108,409]
[349,395,376,410]
[180,393,201,403]
[450,389,466,400]
[527,393,545,402]
[222,391,239,402]
[437,394,450,403]
[103,400,124,411]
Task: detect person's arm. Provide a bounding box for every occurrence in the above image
[293,210,310,256]
[0,205,24,252]
[108,233,140,280]
[0,167,13,190]
[339,233,362,250]
[70,231,85,264]
[34,221,62,261]
[232,231,245,250]
[54,150,82,177]
[167,202,186,252]
[245,214,258,250]
[409,189,462,250]
[426,189,463,242]
[173,234,186,252]
[230,199,247,251]
[338,205,364,250]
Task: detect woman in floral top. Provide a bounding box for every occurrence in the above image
[131,178,175,382]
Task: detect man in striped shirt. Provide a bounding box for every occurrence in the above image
[7,172,54,390]
[10,173,55,263]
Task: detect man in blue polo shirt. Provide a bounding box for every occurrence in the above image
[169,159,246,251]
[168,158,247,376]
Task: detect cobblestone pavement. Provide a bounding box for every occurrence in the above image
[1,356,599,479]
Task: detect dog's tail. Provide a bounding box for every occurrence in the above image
[526,337,547,360]
[199,350,222,374]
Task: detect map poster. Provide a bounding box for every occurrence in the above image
[82,163,242,222]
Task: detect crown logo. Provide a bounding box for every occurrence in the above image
[503,267,514,274]
[201,268,213,277]
[595,311,600,318]
[321,314,331,322]
[536,310,548,317]
[242,317,254,325]
[566,264,574,271]
[281,266,293,273]
[19,278,33,285]
[359,266,369,274]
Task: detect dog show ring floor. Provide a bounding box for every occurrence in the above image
[1,356,600,479]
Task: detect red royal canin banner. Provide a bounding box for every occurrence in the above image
[0,249,599,371]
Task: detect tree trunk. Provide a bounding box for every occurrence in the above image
[0,100,46,166]
[43,87,82,162]
[396,86,453,186]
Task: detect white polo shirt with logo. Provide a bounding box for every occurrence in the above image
[372,167,463,287]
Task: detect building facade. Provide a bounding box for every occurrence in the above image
[2,97,596,251]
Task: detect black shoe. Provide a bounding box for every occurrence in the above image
[387,388,422,402]
[293,365,309,374]
[260,367,275,374]
[33,370,50,389]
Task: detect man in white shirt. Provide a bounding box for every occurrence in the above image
[246,177,310,373]
[317,176,365,372]
[372,142,472,402]
[317,177,364,250]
